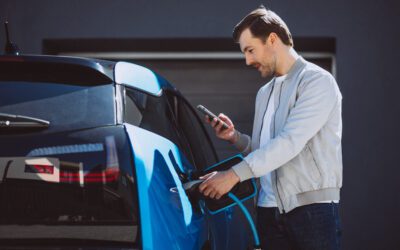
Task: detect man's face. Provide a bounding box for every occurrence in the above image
[239,28,276,78]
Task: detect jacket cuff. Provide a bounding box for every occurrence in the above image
[232,160,255,182]
[232,131,251,154]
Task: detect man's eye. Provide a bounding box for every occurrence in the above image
[249,49,254,53]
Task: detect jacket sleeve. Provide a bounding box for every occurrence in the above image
[233,72,341,181]
[232,131,252,156]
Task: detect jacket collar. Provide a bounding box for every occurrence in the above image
[284,56,307,81]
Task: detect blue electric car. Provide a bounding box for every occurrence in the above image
[0,55,256,250]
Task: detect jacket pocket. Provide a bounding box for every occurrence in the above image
[306,144,322,184]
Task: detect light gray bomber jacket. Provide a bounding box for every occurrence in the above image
[232,57,343,213]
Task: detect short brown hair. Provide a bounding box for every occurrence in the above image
[233,5,294,47]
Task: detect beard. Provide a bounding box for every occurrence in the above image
[260,63,276,78]
[259,55,276,78]
[260,65,275,78]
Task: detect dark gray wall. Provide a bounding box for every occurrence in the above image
[1,0,399,249]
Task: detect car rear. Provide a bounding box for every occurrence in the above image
[0,56,140,249]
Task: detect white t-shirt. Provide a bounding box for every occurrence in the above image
[257,75,286,207]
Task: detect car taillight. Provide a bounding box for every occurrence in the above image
[59,161,84,186]
[59,136,120,185]
[25,164,54,174]
[83,167,120,183]
[59,167,119,183]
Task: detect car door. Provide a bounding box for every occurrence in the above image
[166,92,254,250]
[123,86,209,250]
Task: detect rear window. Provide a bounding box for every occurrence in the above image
[0,81,115,132]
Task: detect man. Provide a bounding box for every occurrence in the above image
[199,6,343,250]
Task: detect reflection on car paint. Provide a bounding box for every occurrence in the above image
[125,123,206,250]
[115,62,162,96]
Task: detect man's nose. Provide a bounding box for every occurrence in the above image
[245,54,253,66]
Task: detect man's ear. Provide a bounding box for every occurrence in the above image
[268,33,278,45]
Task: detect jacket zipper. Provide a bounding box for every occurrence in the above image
[273,80,286,213]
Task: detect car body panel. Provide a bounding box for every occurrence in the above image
[115,62,162,96]
[125,123,207,250]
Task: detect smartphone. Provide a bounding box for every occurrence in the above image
[196,105,229,130]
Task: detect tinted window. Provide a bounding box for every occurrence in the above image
[124,88,196,172]
[124,88,181,145]
[175,97,218,170]
[0,81,115,133]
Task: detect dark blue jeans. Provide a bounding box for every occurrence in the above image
[256,203,342,250]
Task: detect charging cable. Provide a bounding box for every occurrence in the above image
[228,192,262,250]
[179,180,262,249]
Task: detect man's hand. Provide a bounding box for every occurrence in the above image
[205,113,239,144]
[198,169,240,199]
